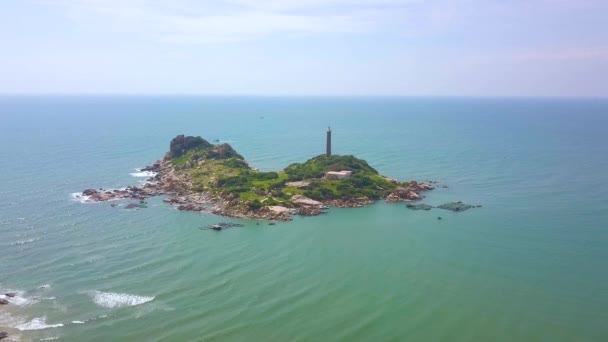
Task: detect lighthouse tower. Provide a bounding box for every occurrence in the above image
[326,127,332,156]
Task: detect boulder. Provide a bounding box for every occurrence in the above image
[298,206,323,216]
[0,299,8,305]
[267,206,293,214]
[4,293,16,298]
[82,189,98,196]
[407,191,421,200]
[291,195,323,207]
[176,203,204,211]
[0,332,7,340]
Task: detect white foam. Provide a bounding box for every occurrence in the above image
[0,311,26,330]
[40,337,59,341]
[1,290,36,306]
[14,238,41,246]
[70,192,90,203]
[92,291,154,308]
[130,169,157,178]
[71,320,85,324]
[16,317,64,331]
[70,188,127,203]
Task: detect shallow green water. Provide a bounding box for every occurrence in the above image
[1,97,607,341]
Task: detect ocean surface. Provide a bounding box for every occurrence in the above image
[1,96,607,341]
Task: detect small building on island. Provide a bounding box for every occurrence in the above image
[325,170,353,180]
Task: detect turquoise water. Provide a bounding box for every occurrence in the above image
[1,97,607,341]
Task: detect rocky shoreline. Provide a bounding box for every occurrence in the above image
[77,159,438,221]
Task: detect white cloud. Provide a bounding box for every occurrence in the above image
[46,0,423,43]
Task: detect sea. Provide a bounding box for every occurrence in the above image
[0,96,607,341]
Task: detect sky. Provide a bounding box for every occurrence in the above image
[0,0,607,97]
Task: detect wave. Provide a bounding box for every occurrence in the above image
[13,238,41,246]
[92,291,154,308]
[130,169,157,178]
[71,320,85,324]
[1,290,36,306]
[70,192,91,203]
[16,316,64,331]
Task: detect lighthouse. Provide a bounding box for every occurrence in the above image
[326,127,332,156]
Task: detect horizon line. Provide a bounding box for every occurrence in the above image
[1,94,607,100]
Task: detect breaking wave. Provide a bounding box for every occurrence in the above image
[16,316,64,331]
[130,169,157,178]
[92,291,154,308]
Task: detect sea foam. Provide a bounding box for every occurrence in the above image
[92,291,154,308]
[70,192,90,203]
[130,169,157,178]
[0,290,36,306]
[16,316,64,331]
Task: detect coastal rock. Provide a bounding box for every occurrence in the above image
[141,162,161,172]
[327,197,373,208]
[177,203,204,211]
[0,332,8,340]
[4,293,17,298]
[82,189,98,196]
[291,195,323,207]
[437,201,476,212]
[267,206,293,214]
[406,203,433,210]
[298,206,324,216]
[385,181,436,202]
[0,299,8,305]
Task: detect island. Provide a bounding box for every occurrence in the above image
[78,133,436,221]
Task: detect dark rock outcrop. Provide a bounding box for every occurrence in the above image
[0,332,8,340]
[125,202,147,209]
[83,189,98,196]
[4,293,16,298]
[406,203,433,210]
[202,222,245,231]
[437,201,477,212]
[0,299,8,305]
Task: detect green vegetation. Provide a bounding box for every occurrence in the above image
[168,135,403,208]
[284,155,378,181]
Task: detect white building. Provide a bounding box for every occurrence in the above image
[325,170,353,180]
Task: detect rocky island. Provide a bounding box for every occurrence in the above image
[78,134,436,221]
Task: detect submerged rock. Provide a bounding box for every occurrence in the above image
[125,202,148,209]
[406,203,433,210]
[202,222,245,231]
[0,299,8,305]
[4,293,16,298]
[437,201,477,212]
[0,332,8,340]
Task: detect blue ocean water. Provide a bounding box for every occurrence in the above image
[0,96,607,341]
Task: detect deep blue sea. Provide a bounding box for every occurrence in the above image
[1,96,607,341]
